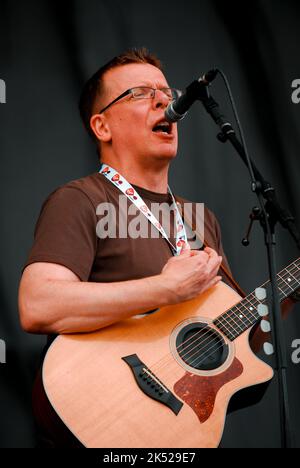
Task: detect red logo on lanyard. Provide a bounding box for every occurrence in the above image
[126,188,135,196]
[177,240,186,248]
[102,166,110,174]
[112,174,123,184]
[126,188,137,200]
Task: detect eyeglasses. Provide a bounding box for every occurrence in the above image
[98,86,182,114]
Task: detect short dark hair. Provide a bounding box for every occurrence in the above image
[79,47,163,145]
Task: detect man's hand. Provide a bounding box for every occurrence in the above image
[19,249,222,334]
[160,246,222,305]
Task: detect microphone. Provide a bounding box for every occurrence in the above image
[165,69,218,123]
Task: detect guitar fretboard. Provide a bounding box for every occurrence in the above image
[214,258,300,341]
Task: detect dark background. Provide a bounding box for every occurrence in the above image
[0,0,299,448]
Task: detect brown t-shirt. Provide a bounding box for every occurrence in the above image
[26,172,234,448]
[25,172,231,284]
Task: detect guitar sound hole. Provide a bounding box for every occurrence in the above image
[176,323,229,371]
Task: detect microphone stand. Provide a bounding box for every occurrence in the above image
[193,82,300,448]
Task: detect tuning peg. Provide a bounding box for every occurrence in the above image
[255,288,267,301]
[260,320,271,333]
[263,342,274,356]
[258,304,269,317]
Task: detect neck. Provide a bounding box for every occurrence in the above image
[214,257,300,342]
[101,157,170,194]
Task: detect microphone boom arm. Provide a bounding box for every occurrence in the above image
[197,89,300,248]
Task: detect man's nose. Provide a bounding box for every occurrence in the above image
[152,89,170,109]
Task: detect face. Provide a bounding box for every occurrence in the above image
[92,63,178,164]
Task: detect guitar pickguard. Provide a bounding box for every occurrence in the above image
[174,358,243,423]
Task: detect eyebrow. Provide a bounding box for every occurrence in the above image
[137,82,170,89]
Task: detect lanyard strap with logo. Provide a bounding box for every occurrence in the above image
[99,164,188,256]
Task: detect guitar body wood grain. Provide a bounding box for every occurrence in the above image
[43,281,274,448]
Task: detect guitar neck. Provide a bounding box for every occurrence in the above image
[214,258,300,341]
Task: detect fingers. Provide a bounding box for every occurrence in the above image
[178,246,222,280]
[191,248,222,288]
[188,248,219,266]
[204,246,222,260]
[205,247,222,270]
[191,247,222,262]
[206,276,222,290]
[204,247,214,253]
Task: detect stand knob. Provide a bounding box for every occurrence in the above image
[242,207,261,247]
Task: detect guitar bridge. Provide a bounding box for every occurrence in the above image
[122,354,183,416]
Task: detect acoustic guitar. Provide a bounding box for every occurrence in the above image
[42,258,300,448]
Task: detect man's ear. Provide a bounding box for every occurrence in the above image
[90,114,112,143]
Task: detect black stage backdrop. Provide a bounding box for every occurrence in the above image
[0,0,300,448]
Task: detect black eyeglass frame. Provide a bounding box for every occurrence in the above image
[98,86,181,114]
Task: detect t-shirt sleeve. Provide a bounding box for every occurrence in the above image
[24,186,98,281]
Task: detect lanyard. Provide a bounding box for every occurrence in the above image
[99,164,188,256]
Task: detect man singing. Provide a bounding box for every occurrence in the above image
[18,48,298,447]
[19,48,225,337]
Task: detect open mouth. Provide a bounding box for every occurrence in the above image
[152,121,172,135]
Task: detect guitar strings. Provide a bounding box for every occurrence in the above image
[154,263,300,378]
[144,262,300,382]
[148,269,298,385]
[148,262,299,378]
[159,262,300,378]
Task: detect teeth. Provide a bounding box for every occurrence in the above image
[153,120,171,134]
[155,120,170,127]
